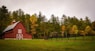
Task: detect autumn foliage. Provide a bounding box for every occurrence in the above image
[0,6,95,39]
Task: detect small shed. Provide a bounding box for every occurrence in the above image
[2,21,32,40]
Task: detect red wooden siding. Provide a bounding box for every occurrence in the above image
[3,22,32,39]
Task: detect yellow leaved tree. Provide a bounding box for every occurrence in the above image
[30,14,38,38]
[61,25,66,37]
[69,25,78,39]
[85,25,92,35]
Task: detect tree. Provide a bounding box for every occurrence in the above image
[69,25,78,39]
[36,12,47,38]
[73,25,78,35]
[79,30,86,39]
[91,21,95,31]
[61,14,67,25]
[25,14,31,33]
[49,14,60,38]
[91,21,95,37]
[73,25,78,39]
[40,22,49,39]
[12,11,18,21]
[90,30,95,36]
[30,14,38,38]
[78,18,85,30]
[85,16,91,26]
[0,6,11,35]
[85,25,92,35]
[61,25,66,37]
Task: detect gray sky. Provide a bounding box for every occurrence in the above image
[0,0,95,21]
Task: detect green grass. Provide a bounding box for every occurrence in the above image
[0,36,95,51]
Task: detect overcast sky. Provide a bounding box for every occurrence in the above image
[0,0,95,21]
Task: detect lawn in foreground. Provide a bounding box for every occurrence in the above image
[0,36,95,51]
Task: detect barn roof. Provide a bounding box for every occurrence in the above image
[3,21,20,33]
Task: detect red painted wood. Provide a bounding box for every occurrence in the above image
[3,22,32,39]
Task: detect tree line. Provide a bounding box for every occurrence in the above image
[0,6,95,39]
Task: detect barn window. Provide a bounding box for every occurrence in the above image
[18,29,22,33]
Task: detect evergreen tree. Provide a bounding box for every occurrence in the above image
[0,6,11,35]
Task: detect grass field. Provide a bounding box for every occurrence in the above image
[0,36,95,51]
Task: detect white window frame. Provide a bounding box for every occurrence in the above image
[18,29,22,34]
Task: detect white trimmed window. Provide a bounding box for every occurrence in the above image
[18,29,22,33]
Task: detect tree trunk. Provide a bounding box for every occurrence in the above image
[44,32,46,39]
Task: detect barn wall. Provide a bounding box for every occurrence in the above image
[4,30,15,38]
[14,22,32,39]
[4,22,32,39]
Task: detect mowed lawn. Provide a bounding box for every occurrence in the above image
[0,36,95,51]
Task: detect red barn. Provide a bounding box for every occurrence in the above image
[2,21,32,40]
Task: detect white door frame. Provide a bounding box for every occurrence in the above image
[16,29,23,40]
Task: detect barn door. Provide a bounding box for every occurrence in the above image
[16,29,23,40]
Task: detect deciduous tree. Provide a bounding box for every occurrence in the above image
[61,25,66,37]
[30,14,38,38]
